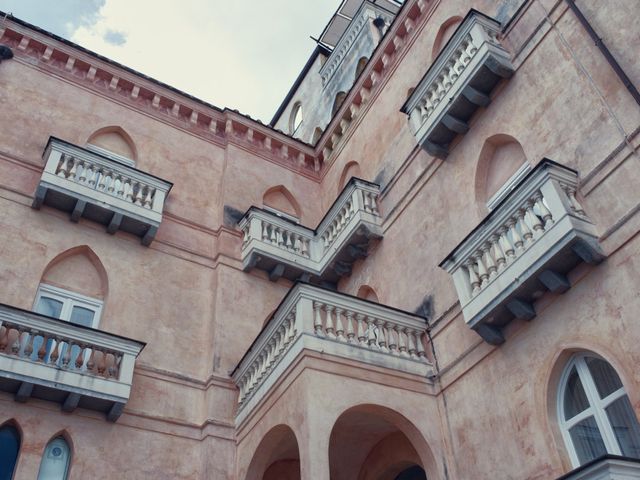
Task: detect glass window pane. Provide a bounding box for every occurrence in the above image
[0,425,20,480]
[70,306,95,328]
[569,416,607,465]
[586,357,623,399]
[564,366,590,420]
[606,395,640,458]
[35,297,63,319]
[37,437,70,480]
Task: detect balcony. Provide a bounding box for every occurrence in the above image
[0,303,144,421]
[232,283,432,423]
[239,178,383,284]
[440,160,604,345]
[401,10,514,158]
[556,456,640,480]
[32,137,173,246]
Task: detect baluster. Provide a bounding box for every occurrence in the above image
[270,225,278,244]
[518,208,533,245]
[0,324,8,352]
[508,216,523,253]
[483,243,497,279]
[356,313,367,346]
[115,175,125,197]
[499,225,515,260]
[108,353,121,378]
[492,234,506,271]
[97,168,107,190]
[285,231,293,251]
[105,170,115,192]
[266,338,277,368]
[366,317,378,349]
[62,341,72,367]
[406,328,418,359]
[335,308,346,342]
[293,235,301,254]
[563,184,586,216]
[313,302,325,337]
[276,325,287,354]
[123,179,133,201]
[325,306,337,340]
[415,330,427,362]
[387,323,399,355]
[143,187,154,208]
[262,222,269,241]
[345,311,355,344]
[87,348,96,372]
[301,238,309,257]
[11,327,24,354]
[37,334,48,362]
[533,191,553,229]
[376,319,389,353]
[363,193,371,213]
[286,313,296,342]
[77,160,87,182]
[133,183,144,205]
[75,344,86,368]
[396,326,408,357]
[526,199,544,237]
[370,194,379,215]
[49,337,62,363]
[465,259,480,294]
[23,330,36,357]
[96,349,107,376]
[67,159,78,180]
[475,252,488,286]
[56,155,70,177]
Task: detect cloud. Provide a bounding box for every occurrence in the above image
[1,0,340,122]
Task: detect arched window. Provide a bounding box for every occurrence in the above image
[0,423,20,480]
[332,91,347,117]
[559,354,640,467]
[37,437,71,480]
[289,102,303,134]
[355,56,368,80]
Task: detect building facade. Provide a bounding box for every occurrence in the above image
[1,0,639,479]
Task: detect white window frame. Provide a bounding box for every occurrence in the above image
[558,353,632,467]
[34,284,103,329]
[486,162,532,211]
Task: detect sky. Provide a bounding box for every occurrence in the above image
[0,0,341,123]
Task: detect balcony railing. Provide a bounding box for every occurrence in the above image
[32,137,173,245]
[401,10,514,158]
[0,303,144,421]
[232,283,432,423]
[556,455,640,480]
[239,178,383,284]
[440,160,604,345]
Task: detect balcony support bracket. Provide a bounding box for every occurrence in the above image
[107,402,125,422]
[62,392,81,412]
[142,226,158,246]
[269,264,285,282]
[462,85,491,107]
[15,382,34,403]
[442,114,469,134]
[422,140,448,159]
[571,238,605,265]
[506,299,536,321]
[32,185,47,210]
[107,213,123,234]
[486,55,515,79]
[70,200,86,223]
[475,324,504,345]
[539,270,571,294]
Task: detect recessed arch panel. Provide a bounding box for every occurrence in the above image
[263,186,302,219]
[87,126,137,162]
[40,246,108,300]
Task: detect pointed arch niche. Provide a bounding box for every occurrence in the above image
[263,186,302,220]
[356,285,379,303]
[431,16,463,60]
[339,161,362,191]
[40,246,109,301]
[474,134,529,210]
[86,126,137,166]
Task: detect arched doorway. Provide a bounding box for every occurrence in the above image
[329,405,434,480]
[245,425,300,480]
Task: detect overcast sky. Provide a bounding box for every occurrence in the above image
[0,0,340,123]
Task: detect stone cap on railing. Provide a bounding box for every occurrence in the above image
[401,9,513,158]
[33,137,173,245]
[440,159,604,344]
[319,0,395,87]
[0,303,145,421]
[232,282,432,423]
[238,177,382,283]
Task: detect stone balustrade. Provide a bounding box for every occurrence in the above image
[239,178,382,284]
[557,456,640,480]
[232,283,432,423]
[401,10,514,158]
[33,137,172,245]
[0,303,144,421]
[440,160,604,345]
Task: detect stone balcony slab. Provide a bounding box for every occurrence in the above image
[0,303,144,421]
[401,10,514,158]
[440,159,605,345]
[32,137,173,245]
[556,455,640,480]
[239,178,382,284]
[232,283,432,424]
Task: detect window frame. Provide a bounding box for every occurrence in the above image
[34,284,103,329]
[37,436,71,480]
[558,353,635,467]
